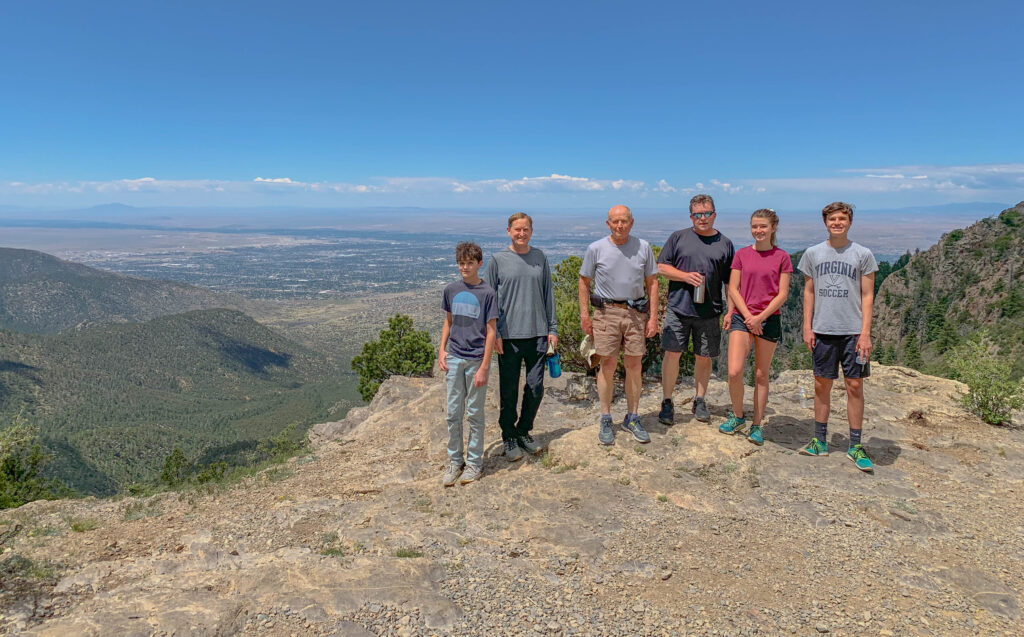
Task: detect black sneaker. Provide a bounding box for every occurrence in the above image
[692,397,711,423]
[658,398,675,426]
[504,439,524,462]
[517,434,544,456]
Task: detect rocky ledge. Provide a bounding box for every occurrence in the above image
[2,365,1022,636]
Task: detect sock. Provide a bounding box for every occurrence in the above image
[849,428,862,446]
[814,421,828,441]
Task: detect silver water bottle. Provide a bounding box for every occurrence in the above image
[693,272,707,304]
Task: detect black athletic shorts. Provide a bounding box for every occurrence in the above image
[812,333,869,380]
[728,313,782,342]
[661,310,721,358]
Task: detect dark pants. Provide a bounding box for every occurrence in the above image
[497,336,548,441]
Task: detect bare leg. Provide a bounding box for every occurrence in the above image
[694,355,712,398]
[814,376,833,424]
[844,377,864,430]
[727,331,751,418]
[624,355,643,413]
[662,350,682,400]
[597,352,620,415]
[752,337,778,426]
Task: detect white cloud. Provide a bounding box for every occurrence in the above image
[3,163,1021,208]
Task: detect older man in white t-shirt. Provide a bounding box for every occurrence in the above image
[578,205,659,445]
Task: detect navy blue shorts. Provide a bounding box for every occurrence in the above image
[812,333,869,380]
[728,313,782,342]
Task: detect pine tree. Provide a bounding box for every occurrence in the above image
[351,314,435,402]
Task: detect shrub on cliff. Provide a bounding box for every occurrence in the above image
[0,416,71,509]
[948,336,1024,426]
[351,314,435,402]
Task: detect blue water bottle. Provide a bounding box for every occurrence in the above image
[547,352,562,378]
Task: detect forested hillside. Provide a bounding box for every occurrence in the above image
[0,247,247,334]
[873,202,1024,378]
[0,309,349,494]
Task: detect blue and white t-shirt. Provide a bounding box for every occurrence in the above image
[442,280,498,359]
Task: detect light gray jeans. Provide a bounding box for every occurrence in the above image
[445,355,486,468]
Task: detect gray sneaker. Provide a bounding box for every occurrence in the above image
[622,414,651,443]
[504,439,524,462]
[692,397,711,423]
[518,434,544,456]
[598,414,615,445]
[442,462,463,487]
[459,464,483,484]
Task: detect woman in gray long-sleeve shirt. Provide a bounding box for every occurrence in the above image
[484,212,558,462]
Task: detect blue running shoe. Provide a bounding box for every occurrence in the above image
[747,425,764,446]
[798,437,829,456]
[598,415,615,445]
[621,414,650,443]
[847,444,874,472]
[718,414,747,435]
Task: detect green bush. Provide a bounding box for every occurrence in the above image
[351,314,435,401]
[947,338,1024,426]
[0,416,71,509]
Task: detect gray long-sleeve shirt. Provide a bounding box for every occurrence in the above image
[484,247,558,340]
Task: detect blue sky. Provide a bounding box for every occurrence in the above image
[1,1,1022,211]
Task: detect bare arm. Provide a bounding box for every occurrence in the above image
[802,276,816,350]
[438,311,453,371]
[644,273,659,337]
[473,319,497,387]
[658,262,703,286]
[857,273,875,359]
[578,275,593,336]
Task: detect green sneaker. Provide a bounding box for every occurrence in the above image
[747,425,764,446]
[847,444,874,472]
[718,414,746,435]
[798,437,829,456]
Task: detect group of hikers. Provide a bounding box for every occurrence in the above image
[437,194,877,486]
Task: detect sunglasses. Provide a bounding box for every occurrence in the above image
[690,211,715,219]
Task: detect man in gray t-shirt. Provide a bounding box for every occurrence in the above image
[796,201,878,473]
[579,205,659,445]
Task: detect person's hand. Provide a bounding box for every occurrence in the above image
[645,315,658,338]
[495,337,503,355]
[581,315,593,336]
[721,311,732,330]
[682,271,704,287]
[856,333,873,361]
[803,327,816,350]
[548,333,559,350]
[473,366,488,388]
[746,313,763,336]
[438,349,449,372]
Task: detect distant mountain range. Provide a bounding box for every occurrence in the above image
[0,248,347,495]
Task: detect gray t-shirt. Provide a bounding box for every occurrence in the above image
[484,247,558,340]
[797,240,878,335]
[442,279,498,360]
[580,235,657,301]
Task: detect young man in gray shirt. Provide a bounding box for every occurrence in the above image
[485,212,558,462]
[797,201,877,472]
[579,205,659,445]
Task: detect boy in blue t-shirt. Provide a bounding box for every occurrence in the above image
[439,242,498,486]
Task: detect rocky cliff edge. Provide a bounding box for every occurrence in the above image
[2,365,1022,636]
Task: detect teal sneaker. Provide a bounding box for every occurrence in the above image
[718,414,747,435]
[747,425,764,446]
[798,437,829,456]
[847,444,874,472]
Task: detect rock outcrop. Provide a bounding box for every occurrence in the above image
[2,365,1023,635]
